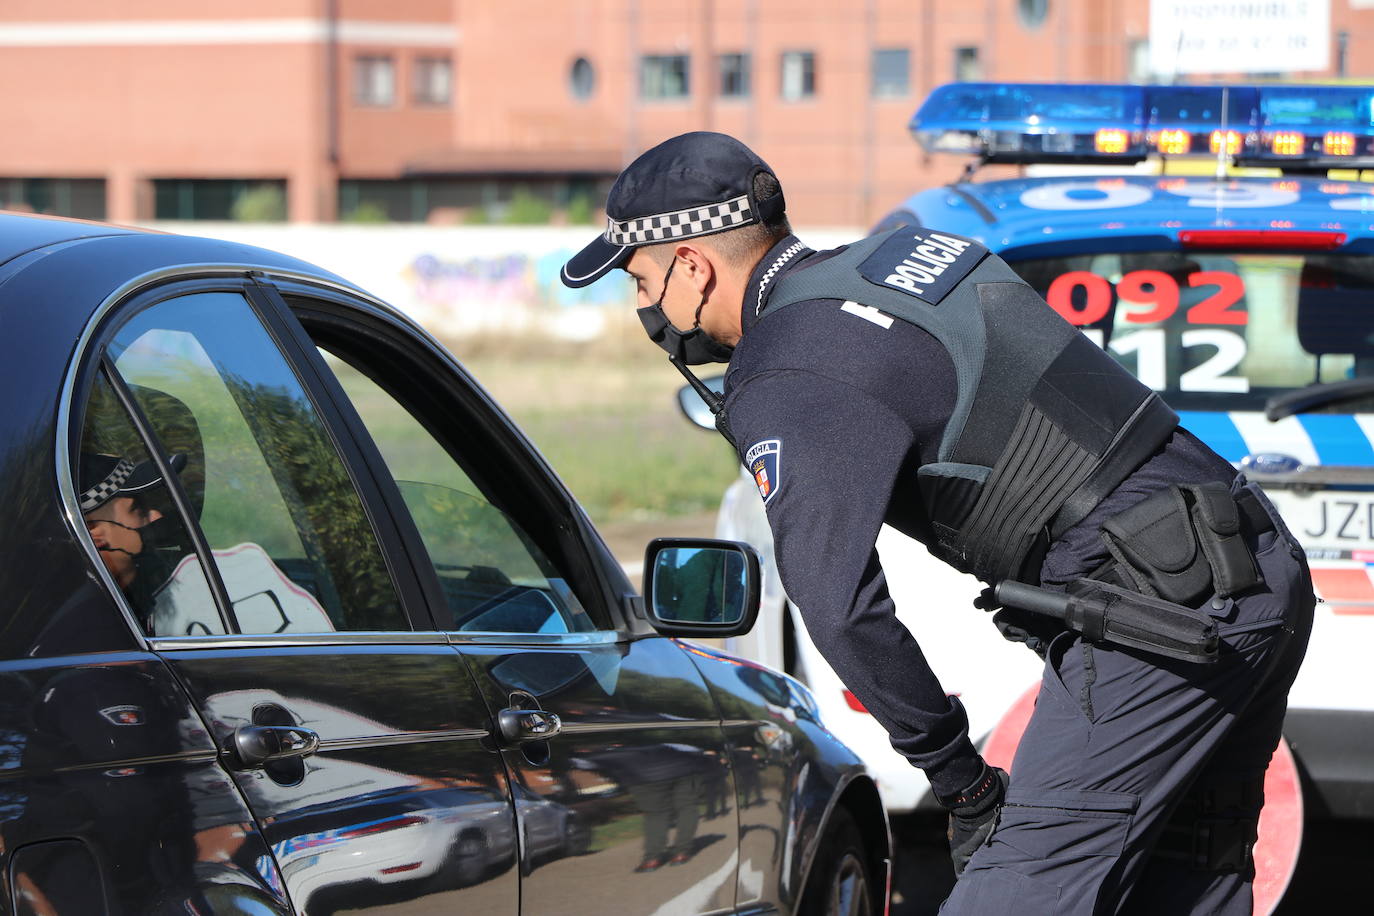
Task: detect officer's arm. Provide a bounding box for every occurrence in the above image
[726,369,985,799]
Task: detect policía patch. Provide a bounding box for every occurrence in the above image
[745,439,782,504]
[858,228,987,305]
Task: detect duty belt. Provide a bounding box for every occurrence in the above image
[995,483,1276,664]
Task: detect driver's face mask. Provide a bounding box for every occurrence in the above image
[636,258,734,366]
[95,512,190,593]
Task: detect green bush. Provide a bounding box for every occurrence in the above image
[566,192,596,225]
[502,188,553,224]
[341,201,389,223]
[230,184,287,222]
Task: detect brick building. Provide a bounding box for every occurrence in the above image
[3,1,1373,227]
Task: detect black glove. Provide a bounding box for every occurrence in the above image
[940,762,1009,876]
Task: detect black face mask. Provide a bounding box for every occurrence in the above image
[91,513,188,602]
[635,259,735,366]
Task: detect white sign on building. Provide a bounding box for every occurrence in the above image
[1149,0,1331,76]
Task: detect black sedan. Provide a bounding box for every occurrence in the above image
[0,212,888,915]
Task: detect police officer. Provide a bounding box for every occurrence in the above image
[562,131,1314,915]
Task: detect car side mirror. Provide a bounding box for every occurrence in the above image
[642,538,761,637]
[675,374,725,431]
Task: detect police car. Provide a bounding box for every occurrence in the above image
[687,83,1374,845]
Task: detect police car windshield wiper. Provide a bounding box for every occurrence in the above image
[1264,377,1374,421]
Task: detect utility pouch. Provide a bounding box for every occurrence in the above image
[1101,486,1212,605]
[1100,482,1262,605]
[1180,483,1262,598]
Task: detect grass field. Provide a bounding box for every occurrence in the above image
[443,320,742,531]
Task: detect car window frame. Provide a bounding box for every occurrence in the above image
[65,273,442,647]
[265,278,647,644]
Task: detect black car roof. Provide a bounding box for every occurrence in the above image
[0,210,355,289]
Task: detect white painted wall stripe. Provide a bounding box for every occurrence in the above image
[0,20,458,48]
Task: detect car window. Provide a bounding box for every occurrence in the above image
[1012,251,1374,413]
[317,347,598,635]
[90,291,406,636]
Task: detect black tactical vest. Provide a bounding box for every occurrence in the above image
[759,227,1178,585]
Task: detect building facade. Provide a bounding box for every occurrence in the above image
[3,0,1373,227]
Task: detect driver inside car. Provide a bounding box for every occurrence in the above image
[80,449,335,637]
[79,451,190,613]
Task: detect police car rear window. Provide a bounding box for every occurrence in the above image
[1009,251,1374,413]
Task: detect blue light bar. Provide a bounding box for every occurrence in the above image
[911,83,1146,163]
[911,82,1374,168]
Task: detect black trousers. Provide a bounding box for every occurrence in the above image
[942,480,1315,915]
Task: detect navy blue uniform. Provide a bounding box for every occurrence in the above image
[723,235,1314,914]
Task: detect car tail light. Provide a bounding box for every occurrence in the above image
[1155,129,1190,155]
[1324,131,1356,156]
[842,690,869,713]
[1270,131,1304,155]
[1179,229,1346,250]
[1095,129,1129,154]
[338,815,427,840]
[1210,129,1242,155]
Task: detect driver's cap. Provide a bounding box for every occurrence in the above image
[79,452,187,513]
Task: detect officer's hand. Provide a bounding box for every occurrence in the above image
[942,763,1009,876]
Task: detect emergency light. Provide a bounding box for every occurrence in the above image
[911,82,1374,170]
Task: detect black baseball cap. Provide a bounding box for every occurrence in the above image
[561,131,786,288]
[79,452,187,513]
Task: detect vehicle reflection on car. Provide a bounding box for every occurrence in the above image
[271,784,516,910]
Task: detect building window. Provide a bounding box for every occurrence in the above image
[0,178,105,220]
[339,178,606,225]
[354,55,395,106]
[153,179,286,221]
[1018,0,1049,29]
[570,57,595,100]
[871,48,910,98]
[954,46,982,82]
[640,54,689,100]
[413,57,451,105]
[781,50,816,101]
[718,53,750,98]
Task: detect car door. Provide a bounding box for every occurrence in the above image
[71,280,519,915]
[277,285,743,915]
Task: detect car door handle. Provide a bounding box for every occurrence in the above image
[231,724,320,768]
[497,708,561,744]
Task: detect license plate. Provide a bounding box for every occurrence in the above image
[1265,489,1374,560]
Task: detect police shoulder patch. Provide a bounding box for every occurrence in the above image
[745,439,782,504]
[858,228,987,306]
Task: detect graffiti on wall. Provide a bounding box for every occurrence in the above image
[406,249,625,311]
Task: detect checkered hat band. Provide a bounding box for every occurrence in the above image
[605,194,754,246]
[79,457,135,512]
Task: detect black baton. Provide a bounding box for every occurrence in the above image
[995,579,1220,663]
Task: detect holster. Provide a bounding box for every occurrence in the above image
[996,578,1220,662]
